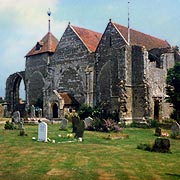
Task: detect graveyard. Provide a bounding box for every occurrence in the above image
[0,118,180,180]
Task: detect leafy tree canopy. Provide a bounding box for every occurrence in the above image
[166,62,180,122]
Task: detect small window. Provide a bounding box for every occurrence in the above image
[35,42,43,51]
[109,35,112,47]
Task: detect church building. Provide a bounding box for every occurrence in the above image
[5,17,180,123]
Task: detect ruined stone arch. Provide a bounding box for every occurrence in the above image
[5,71,26,114]
[27,71,45,108]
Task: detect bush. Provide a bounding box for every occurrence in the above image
[78,104,93,120]
[150,119,159,128]
[4,121,16,130]
[88,118,122,132]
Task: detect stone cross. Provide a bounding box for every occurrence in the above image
[38,122,48,142]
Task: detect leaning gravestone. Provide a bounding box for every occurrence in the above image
[60,119,68,130]
[12,111,20,123]
[171,122,180,137]
[38,122,48,142]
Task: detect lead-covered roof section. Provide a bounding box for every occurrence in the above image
[26,32,59,57]
[112,22,170,50]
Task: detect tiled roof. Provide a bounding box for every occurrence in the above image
[71,25,102,52]
[26,32,59,57]
[59,92,79,106]
[112,22,170,50]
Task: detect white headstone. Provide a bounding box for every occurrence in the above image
[84,116,93,129]
[38,122,48,142]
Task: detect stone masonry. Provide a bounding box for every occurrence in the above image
[5,20,180,122]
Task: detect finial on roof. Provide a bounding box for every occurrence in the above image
[47,8,51,32]
[68,22,71,26]
[109,18,112,22]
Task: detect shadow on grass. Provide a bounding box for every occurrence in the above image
[166,173,180,178]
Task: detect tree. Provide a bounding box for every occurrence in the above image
[166,62,180,123]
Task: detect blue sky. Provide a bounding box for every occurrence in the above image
[0,0,180,98]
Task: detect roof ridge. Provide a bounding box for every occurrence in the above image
[112,22,170,49]
[112,22,167,42]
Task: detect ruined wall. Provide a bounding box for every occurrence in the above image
[50,25,95,105]
[5,71,25,114]
[145,51,175,120]
[131,46,147,121]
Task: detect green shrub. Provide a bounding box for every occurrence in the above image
[4,121,16,130]
[78,104,93,120]
[150,119,159,128]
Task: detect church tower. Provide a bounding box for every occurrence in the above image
[25,9,58,113]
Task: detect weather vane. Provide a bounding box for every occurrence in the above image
[47,8,51,32]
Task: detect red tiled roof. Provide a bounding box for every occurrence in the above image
[71,25,102,52]
[59,92,79,106]
[112,22,170,50]
[26,32,59,57]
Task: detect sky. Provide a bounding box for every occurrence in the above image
[0,0,180,99]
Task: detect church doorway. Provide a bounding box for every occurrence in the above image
[52,103,58,118]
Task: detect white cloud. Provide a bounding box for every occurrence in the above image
[0,0,63,97]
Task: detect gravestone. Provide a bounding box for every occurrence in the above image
[72,116,85,139]
[152,138,170,153]
[39,108,42,118]
[12,111,20,123]
[30,105,35,118]
[72,116,80,133]
[60,119,68,129]
[171,122,180,137]
[38,122,48,142]
[84,116,93,129]
[18,121,24,130]
[75,120,85,139]
[155,127,161,136]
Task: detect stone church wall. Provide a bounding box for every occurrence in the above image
[51,25,95,105]
[131,46,147,120]
[25,53,49,106]
[95,22,127,112]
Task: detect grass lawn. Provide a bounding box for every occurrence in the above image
[0,120,180,180]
